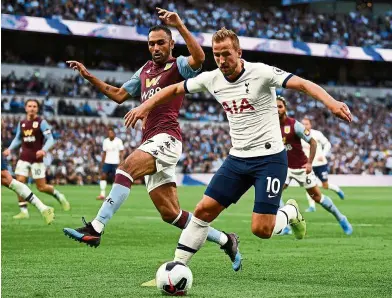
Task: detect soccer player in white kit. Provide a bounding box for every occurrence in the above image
[97,127,124,200]
[301,117,345,212]
[125,28,352,267]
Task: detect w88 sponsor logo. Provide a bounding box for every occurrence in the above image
[141,87,162,102]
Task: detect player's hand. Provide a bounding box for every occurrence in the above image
[156,7,183,28]
[124,105,150,129]
[3,148,10,157]
[66,60,92,79]
[303,162,312,174]
[330,101,352,123]
[36,150,46,159]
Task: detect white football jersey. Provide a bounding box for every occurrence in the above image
[301,129,331,166]
[103,137,124,164]
[185,60,292,158]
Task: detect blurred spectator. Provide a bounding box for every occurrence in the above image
[2,0,392,48]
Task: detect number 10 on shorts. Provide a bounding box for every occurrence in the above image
[266,177,281,194]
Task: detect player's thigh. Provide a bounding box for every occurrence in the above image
[15,160,30,178]
[16,175,28,183]
[31,163,46,179]
[204,155,253,210]
[149,182,180,222]
[193,195,226,223]
[1,170,13,186]
[119,149,156,179]
[253,151,288,215]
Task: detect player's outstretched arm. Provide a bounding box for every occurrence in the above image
[157,7,205,69]
[124,82,186,129]
[285,76,352,122]
[66,61,130,104]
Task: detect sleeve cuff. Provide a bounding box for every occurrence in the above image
[184,80,190,94]
[282,73,294,88]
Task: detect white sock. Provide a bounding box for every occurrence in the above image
[9,179,48,212]
[53,189,61,200]
[306,192,316,208]
[18,202,29,214]
[328,183,340,193]
[100,180,107,196]
[273,204,297,234]
[91,219,105,233]
[174,216,209,265]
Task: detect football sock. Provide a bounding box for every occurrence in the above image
[52,189,61,201]
[174,216,209,265]
[18,202,29,214]
[92,170,132,233]
[319,194,345,221]
[100,180,107,197]
[273,204,297,235]
[9,179,48,212]
[171,210,228,246]
[306,192,316,208]
[328,183,341,193]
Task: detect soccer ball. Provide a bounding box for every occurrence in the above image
[156,261,193,296]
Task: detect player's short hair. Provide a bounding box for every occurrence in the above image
[276,95,287,107]
[212,27,240,50]
[148,25,172,40]
[108,127,115,132]
[25,99,40,108]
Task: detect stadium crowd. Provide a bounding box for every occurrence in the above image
[2,87,392,184]
[2,0,392,48]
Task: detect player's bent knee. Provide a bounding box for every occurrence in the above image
[251,225,274,239]
[1,171,12,186]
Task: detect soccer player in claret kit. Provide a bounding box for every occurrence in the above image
[64,9,242,276]
[301,117,345,213]
[124,27,353,265]
[3,99,70,219]
[277,96,353,235]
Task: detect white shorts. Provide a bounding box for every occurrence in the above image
[285,168,317,189]
[138,133,182,193]
[15,160,46,179]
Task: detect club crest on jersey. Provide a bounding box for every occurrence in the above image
[304,129,310,136]
[164,62,174,71]
[284,126,291,134]
[33,121,39,128]
[146,75,162,88]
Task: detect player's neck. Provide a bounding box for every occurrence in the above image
[152,56,173,67]
[27,114,36,121]
[279,114,287,125]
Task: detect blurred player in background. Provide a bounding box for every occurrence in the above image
[124,27,353,267]
[278,96,352,235]
[64,9,242,276]
[97,127,124,200]
[301,117,345,212]
[3,99,70,219]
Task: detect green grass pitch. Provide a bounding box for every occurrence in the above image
[2,185,392,297]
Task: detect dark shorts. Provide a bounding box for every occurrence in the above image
[313,164,329,182]
[1,154,8,171]
[205,150,288,215]
[102,163,118,176]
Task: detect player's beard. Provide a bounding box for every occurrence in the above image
[152,52,168,65]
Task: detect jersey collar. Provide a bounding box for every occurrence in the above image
[223,60,246,83]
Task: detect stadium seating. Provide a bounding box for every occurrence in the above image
[2,0,391,47]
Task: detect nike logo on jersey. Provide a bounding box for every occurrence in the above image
[214,89,224,94]
[268,194,277,198]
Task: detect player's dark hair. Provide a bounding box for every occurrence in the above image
[25,99,40,108]
[149,25,172,39]
[108,127,115,132]
[276,95,286,107]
